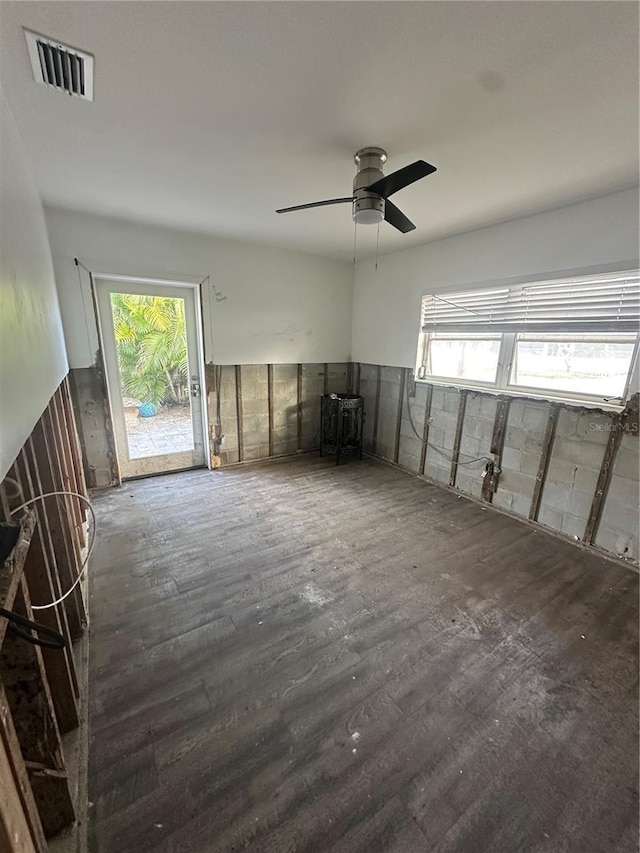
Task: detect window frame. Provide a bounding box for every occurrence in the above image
[417,278,640,410]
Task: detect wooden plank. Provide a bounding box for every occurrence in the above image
[481,397,510,503]
[24,764,75,840]
[10,460,79,733]
[30,419,85,639]
[46,401,83,566]
[0,686,46,852]
[418,384,433,476]
[267,364,274,458]
[372,365,381,455]
[235,366,244,463]
[61,375,88,500]
[23,438,77,669]
[296,364,303,452]
[0,728,37,853]
[393,368,407,464]
[583,414,624,544]
[0,510,36,646]
[0,582,65,767]
[529,404,559,521]
[449,390,468,487]
[0,581,75,837]
[55,384,86,548]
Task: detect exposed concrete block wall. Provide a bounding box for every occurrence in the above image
[595,432,640,560]
[397,381,429,473]
[494,400,550,519]
[538,410,609,540]
[356,362,639,565]
[212,362,350,466]
[70,362,350,479]
[455,394,498,499]
[424,387,460,485]
[69,367,118,489]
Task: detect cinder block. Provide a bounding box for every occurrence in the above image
[499,469,536,497]
[465,395,483,418]
[574,411,614,440]
[511,493,532,518]
[555,410,577,438]
[504,428,527,450]
[456,469,483,498]
[501,447,522,472]
[431,388,448,411]
[508,401,527,426]
[398,450,420,472]
[243,443,271,461]
[459,435,482,458]
[427,426,446,449]
[413,384,430,407]
[572,466,600,495]
[464,416,493,441]
[551,437,606,470]
[519,451,542,477]
[522,404,551,432]
[424,460,450,483]
[541,482,593,519]
[443,390,461,413]
[545,459,578,487]
[493,490,513,511]
[243,429,269,448]
[241,413,269,434]
[594,527,638,561]
[561,514,586,539]
[399,434,423,459]
[605,474,640,508]
[480,395,499,419]
[538,504,564,533]
[611,449,640,480]
[240,364,268,384]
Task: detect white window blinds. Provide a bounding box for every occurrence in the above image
[421,270,640,334]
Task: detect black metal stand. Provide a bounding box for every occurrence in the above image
[320,394,364,465]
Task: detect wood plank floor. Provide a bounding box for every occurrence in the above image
[88,455,639,852]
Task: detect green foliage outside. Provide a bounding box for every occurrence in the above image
[111,293,189,407]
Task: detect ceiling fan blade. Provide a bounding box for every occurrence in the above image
[276,197,353,214]
[384,199,416,233]
[365,160,437,199]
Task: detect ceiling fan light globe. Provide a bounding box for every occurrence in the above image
[354,208,384,225]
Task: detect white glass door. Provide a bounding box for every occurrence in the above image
[96,278,207,478]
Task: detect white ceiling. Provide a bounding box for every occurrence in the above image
[1,1,638,260]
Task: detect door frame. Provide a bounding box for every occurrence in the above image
[93,274,210,476]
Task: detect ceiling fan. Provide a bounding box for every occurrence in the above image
[276,147,437,233]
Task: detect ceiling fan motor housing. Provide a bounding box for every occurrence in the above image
[353,147,387,224]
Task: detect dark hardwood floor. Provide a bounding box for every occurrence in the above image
[88,455,639,852]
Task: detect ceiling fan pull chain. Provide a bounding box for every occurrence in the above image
[353,220,358,266]
[375,221,380,270]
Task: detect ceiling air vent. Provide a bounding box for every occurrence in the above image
[24,29,94,101]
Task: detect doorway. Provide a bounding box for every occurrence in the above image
[95,278,207,478]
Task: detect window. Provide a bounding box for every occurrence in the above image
[417,270,640,405]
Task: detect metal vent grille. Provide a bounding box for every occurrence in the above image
[24,30,94,101]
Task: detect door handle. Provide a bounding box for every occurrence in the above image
[191,382,201,397]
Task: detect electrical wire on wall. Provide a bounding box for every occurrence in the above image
[405,386,494,468]
[0,477,97,648]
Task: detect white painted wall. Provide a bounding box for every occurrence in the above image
[0,90,68,480]
[352,188,640,367]
[45,208,353,368]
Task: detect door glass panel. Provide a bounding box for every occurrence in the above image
[110,292,195,459]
